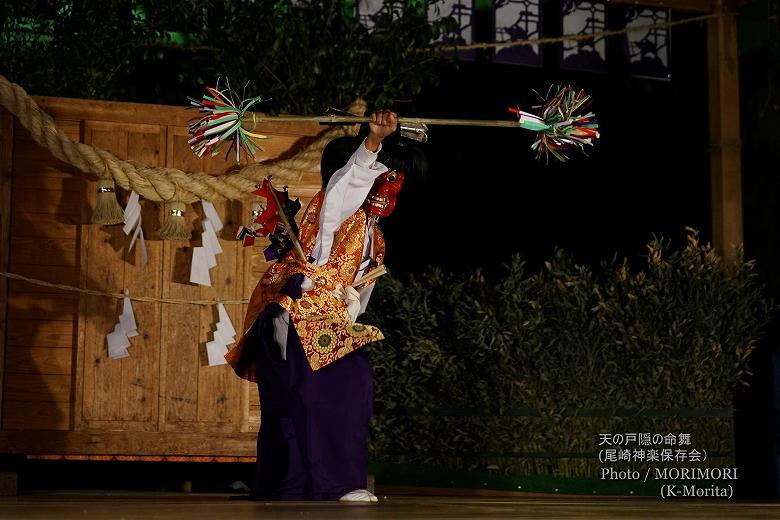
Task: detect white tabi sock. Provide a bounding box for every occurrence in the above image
[339,489,378,502]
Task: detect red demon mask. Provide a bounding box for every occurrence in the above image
[363,169,405,218]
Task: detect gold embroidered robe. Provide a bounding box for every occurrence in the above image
[226,191,385,382]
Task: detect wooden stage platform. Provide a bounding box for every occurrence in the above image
[0,492,778,519]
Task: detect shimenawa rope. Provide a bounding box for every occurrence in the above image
[0,73,364,204]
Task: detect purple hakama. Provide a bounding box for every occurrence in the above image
[248,303,374,500]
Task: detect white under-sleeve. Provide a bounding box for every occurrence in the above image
[310,139,387,266]
[272,311,290,360]
[357,283,375,317]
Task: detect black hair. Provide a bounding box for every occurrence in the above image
[377,131,429,188]
[319,126,428,189]
[320,136,363,188]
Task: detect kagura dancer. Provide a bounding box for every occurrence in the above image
[227,110,413,501]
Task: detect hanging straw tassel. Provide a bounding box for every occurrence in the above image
[157,201,191,241]
[91,178,125,225]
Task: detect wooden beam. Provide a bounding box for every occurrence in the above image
[0,430,257,456]
[606,0,714,13]
[707,8,742,261]
[607,0,754,13]
[0,109,14,430]
[32,96,326,137]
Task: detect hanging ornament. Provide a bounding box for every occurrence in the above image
[236,225,258,247]
[106,293,138,360]
[251,178,302,261]
[189,200,225,287]
[236,200,264,247]
[157,201,191,241]
[187,80,270,164]
[206,303,237,367]
[122,191,148,266]
[509,85,600,163]
[91,178,125,225]
[236,178,305,261]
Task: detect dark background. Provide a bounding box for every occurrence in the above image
[378,2,778,499]
[382,9,710,279]
[735,0,780,500]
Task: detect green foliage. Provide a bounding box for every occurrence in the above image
[0,0,452,112]
[363,231,774,473]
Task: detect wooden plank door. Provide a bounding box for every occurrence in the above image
[76,121,165,432]
[158,126,246,435]
[2,118,83,432]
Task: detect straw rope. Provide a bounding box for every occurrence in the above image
[0,73,365,203]
[0,269,388,306]
[431,13,718,53]
[0,271,249,306]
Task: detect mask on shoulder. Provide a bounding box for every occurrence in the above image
[363,169,405,218]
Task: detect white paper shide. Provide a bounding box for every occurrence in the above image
[190,200,225,286]
[107,295,139,359]
[123,190,148,266]
[207,303,237,366]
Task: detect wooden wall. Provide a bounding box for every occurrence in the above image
[0,97,325,456]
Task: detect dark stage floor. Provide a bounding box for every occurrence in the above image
[0,492,778,519]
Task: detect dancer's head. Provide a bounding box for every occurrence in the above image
[320,129,427,218]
